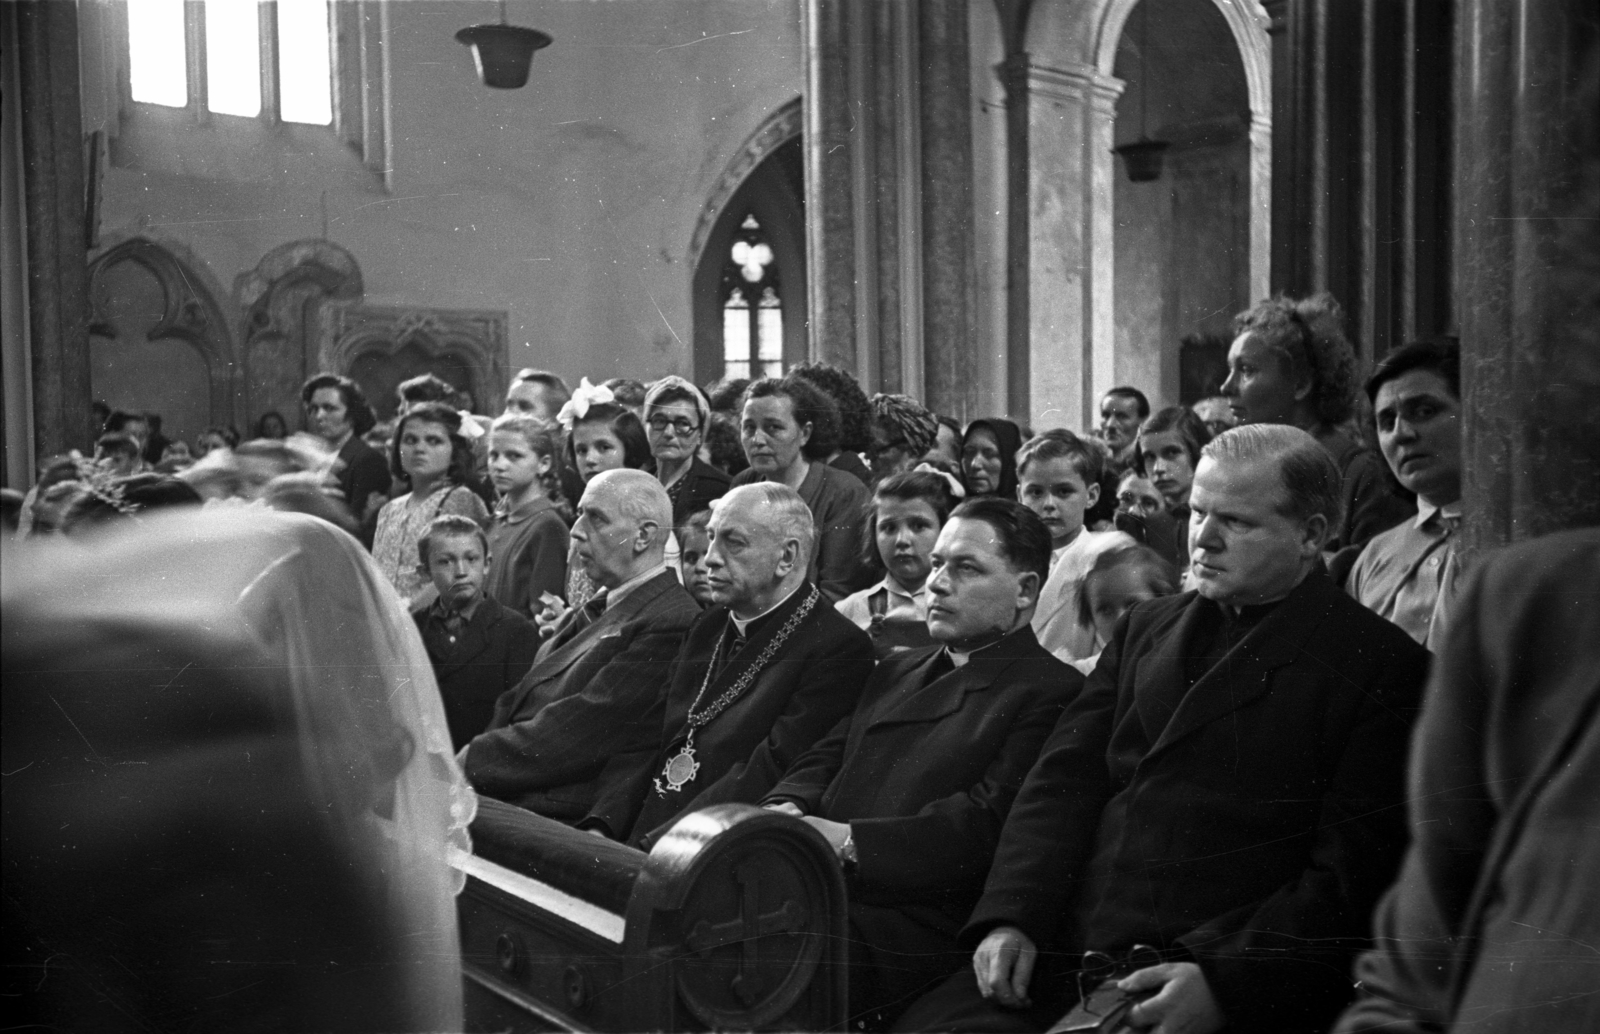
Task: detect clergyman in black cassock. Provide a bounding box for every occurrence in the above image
[899,425,1432,1034]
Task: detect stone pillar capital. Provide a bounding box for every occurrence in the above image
[1024,60,1124,111]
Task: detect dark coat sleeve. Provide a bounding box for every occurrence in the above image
[848,673,1071,901]
[463,612,693,798]
[959,633,1126,950]
[759,711,854,813]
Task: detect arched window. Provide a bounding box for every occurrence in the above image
[721,215,785,381]
[127,0,333,125]
[691,121,805,384]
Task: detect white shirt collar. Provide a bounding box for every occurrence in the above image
[879,575,928,601]
[1413,498,1463,529]
[605,563,667,611]
[731,581,805,635]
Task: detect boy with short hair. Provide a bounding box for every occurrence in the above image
[1016,429,1134,665]
[676,508,716,607]
[412,515,538,749]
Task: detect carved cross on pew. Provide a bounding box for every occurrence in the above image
[685,860,807,1007]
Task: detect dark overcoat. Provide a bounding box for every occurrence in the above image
[463,569,700,822]
[963,568,1430,1034]
[766,625,1079,1022]
[586,582,875,844]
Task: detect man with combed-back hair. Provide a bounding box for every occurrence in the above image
[899,424,1430,1034]
[462,469,700,824]
[583,482,875,846]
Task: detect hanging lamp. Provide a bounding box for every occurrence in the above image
[1113,1,1169,182]
[456,0,551,89]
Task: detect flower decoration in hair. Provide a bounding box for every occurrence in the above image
[556,377,615,430]
[914,462,966,499]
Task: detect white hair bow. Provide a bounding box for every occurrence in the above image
[914,462,966,498]
[556,377,615,429]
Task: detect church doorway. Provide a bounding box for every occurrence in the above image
[1110,0,1258,407]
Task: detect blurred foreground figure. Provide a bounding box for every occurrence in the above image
[1334,528,1600,1034]
[2,508,472,1032]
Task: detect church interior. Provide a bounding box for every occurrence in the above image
[4,0,1595,544]
[3,1,1599,1032]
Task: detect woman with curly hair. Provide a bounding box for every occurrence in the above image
[372,402,489,606]
[790,361,874,484]
[1222,293,1408,550]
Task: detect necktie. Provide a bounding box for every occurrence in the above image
[552,592,608,650]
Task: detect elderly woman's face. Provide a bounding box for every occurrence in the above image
[961,428,1003,496]
[1220,333,1302,427]
[645,400,702,466]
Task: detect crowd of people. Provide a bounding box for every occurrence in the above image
[5,289,1595,1034]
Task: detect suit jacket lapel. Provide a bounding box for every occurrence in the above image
[531,570,675,681]
[1144,572,1335,761]
[1129,595,1208,745]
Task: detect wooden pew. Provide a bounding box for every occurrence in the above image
[453,797,848,1032]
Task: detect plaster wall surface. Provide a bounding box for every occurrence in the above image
[88,0,802,427]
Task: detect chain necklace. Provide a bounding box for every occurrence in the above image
[654,584,821,795]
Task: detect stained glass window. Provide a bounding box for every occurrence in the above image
[721,215,784,381]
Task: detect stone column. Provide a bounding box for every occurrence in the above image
[1455,0,1600,549]
[1023,61,1122,432]
[802,0,977,414]
[15,0,92,464]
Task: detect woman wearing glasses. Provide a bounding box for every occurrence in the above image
[643,376,730,527]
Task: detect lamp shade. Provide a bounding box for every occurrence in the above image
[1114,139,1170,183]
[455,23,552,89]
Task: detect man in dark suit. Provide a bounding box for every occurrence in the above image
[762,498,1081,1030]
[584,482,875,844]
[302,373,390,543]
[462,469,700,823]
[900,424,1431,1034]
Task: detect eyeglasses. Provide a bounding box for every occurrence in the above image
[646,415,700,437]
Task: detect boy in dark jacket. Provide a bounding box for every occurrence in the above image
[412,515,538,749]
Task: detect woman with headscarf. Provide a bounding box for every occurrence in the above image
[867,392,941,483]
[960,418,1023,500]
[643,375,730,527]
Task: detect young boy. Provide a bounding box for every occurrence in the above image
[412,515,539,749]
[1016,429,1134,665]
[676,509,716,607]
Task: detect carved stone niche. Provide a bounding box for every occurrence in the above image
[235,240,364,433]
[87,237,241,441]
[319,303,509,420]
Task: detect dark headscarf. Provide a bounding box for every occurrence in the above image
[962,418,1023,500]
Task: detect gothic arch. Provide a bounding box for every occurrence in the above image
[690,99,807,384]
[234,239,365,427]
[1015,0,1270,427]
[86,235,242,432]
